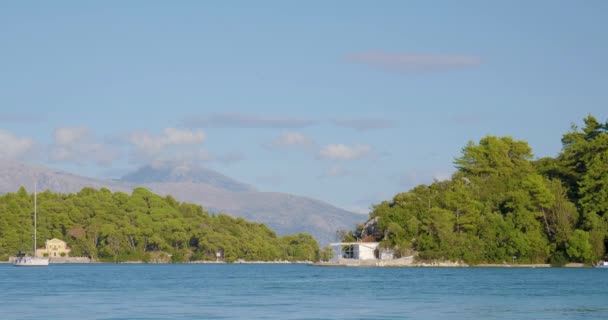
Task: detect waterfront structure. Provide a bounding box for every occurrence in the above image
[330,242,394,260]
[13,183,49,267]
[36,238,71,258]
[318,242,413,267]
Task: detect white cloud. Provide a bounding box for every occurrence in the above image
[347,51,481,73]
[129,128,205,156]
[129,132,164,156]
[0,130,34,160]
[128,128,211,165]
[319,144,372,160]
[54,127,88,145]
[272,132,313,148]
[50,127,118,166]
[163,128,206,145]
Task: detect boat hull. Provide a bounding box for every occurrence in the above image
[13,257,49,267]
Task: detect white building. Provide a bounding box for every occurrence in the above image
[330,242,394,260]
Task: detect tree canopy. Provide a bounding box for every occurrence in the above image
[346,115,608,265]
[0,187,319,262]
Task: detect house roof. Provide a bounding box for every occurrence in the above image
[329,242,379,249]
[46,238,67,243]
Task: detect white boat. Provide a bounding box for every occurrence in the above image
[595,261,608,268]
[13,183,49,267]
[13,255,49,266]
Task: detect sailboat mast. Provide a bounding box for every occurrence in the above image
[34,182,37,257]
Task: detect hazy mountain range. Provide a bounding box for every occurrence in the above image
[0,161,364,244]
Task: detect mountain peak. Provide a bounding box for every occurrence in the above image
[120,162,255,192]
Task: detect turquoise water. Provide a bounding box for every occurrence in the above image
[1,264,607,319]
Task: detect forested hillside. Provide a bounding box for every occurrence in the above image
[345,115,608,265]
[0,187,319,262]
[0,161,361,246]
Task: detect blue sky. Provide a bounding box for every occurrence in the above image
[1,1,607,213]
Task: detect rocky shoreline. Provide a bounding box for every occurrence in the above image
[313,257,467,267]
[1,257,589,267]
[313,258,590,268]
[2,257,314,264]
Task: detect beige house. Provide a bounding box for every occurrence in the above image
[36,238,71,258]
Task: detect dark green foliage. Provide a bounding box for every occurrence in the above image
[320,245,334,261]
[0,188,319,262]
[344,115,608,264]
[565,230,593,263]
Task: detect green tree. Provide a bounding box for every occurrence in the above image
[566,230,593,263]
[320,246,334,261]
[0,187,320,263]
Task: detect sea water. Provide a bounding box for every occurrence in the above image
[1,264,607,319]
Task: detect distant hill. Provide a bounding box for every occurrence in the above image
[0,161,363,244]
[0,161,130,194]
[120,163,255,192]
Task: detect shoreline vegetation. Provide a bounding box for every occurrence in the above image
[338,115,608,267]
[0,187,321,263]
